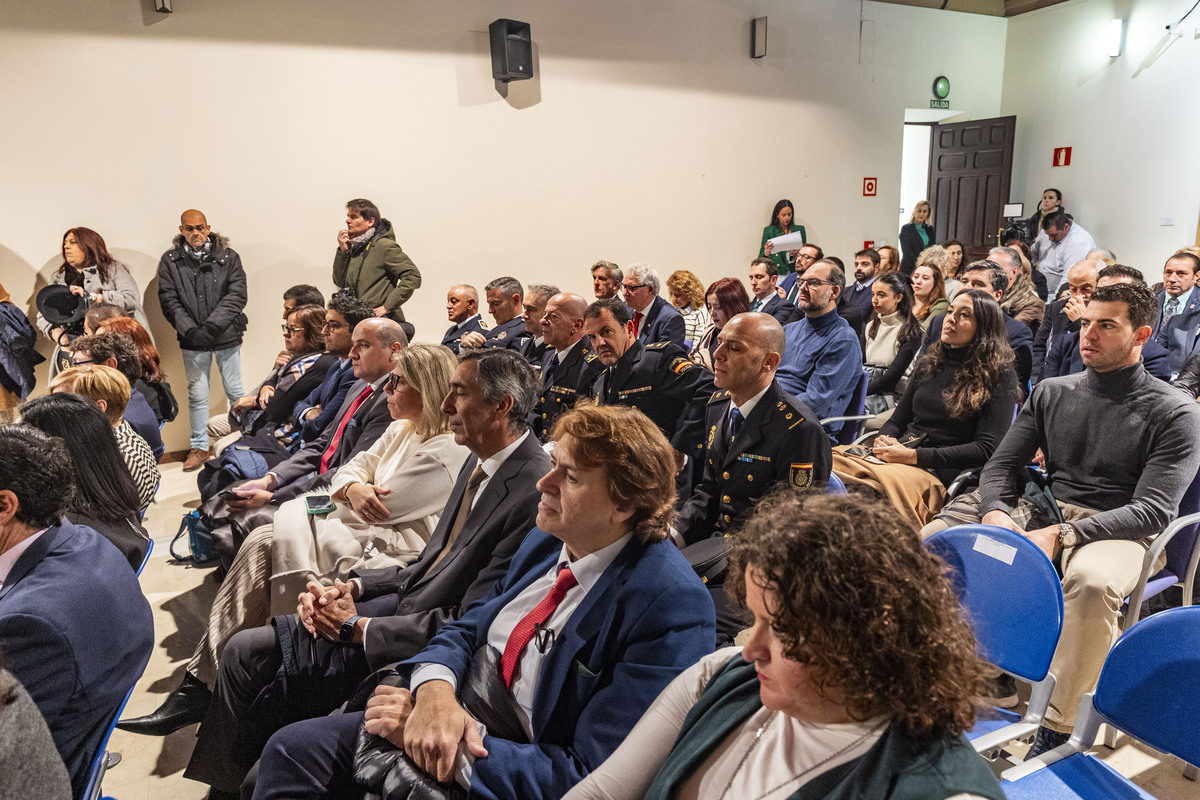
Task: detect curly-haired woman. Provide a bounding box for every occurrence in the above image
[565,491,1005,800]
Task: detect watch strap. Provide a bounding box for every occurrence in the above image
[340,614,363,643]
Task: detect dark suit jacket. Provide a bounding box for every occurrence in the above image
[634,295,686,350]
[756,293,800,326]
[1043,332,1173,383]
[529,340,603,441]
[125,388,165,461]
[924,312,1034,390]
[0,522,153,796]
[441,314,487,354]
[401,528,714,800]
[354,433,551,671]
[676,381,831,545]
[838,278,876,338]
[293,358,356,446]
[481,316,531,352]
[1153,289,1200,373]
[1031,297,1076,384]
[268,377,393,503]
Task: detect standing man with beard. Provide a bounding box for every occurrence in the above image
[333,198,422,331]
[158,209,248,471]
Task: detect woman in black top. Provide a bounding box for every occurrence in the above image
[833,290,1018,529]
[898,200,935,276]
[18,393,148,571]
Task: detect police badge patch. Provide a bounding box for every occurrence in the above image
[789,462,814,491]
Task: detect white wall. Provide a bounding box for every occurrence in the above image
[0,0,1006,450]
[1001,0,1200,271]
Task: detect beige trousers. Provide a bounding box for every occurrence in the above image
[187,524,275,687]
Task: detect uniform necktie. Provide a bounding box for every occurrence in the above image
[543,353,560,386]
[319,385,373,473]
[429,465,487,569]
[729,407,744,442]
[501,564,578,687]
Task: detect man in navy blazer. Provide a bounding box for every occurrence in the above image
[837,248,880,337]
[1153,252,1200,373]
[749,258,800,325]
[251,404,714,800]
[622,263,686,349]
[0,426,153,797]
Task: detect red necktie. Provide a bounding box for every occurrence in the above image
[633,311,644,338]
[501,565,578,687]
[319,385,373,473]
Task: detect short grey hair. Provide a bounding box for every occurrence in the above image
[459,349,537,434]
[988,247,1022,275]
[526,283,560,305]
[625,262,660,293]
[592,260,622,284]
[452,284,479,303]
[485,276,524,299]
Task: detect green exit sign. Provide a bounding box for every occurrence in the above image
[930,99,950,109]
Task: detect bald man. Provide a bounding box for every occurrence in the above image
[674,311,831,643]
[441,284,486,354]
[529,292,603,440]
[1032,259,1102,383]
[158,208,249,468]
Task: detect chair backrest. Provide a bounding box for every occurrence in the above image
[81,684,137,800]
[1093,606,1200,767]
[925,524,1064,681]
[136,537,154,576]
[831,370,869,446]
[1163,467,1200,579]
[827,472,847,494]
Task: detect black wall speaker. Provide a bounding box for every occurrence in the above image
[489,19,533,82]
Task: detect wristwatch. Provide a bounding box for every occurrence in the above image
[1058,523,1078,548]
[339,614,363,644]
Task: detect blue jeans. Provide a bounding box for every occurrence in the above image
[182,346,245,449]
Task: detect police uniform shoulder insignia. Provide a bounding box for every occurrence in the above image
[789,462,814,491]
[709,390,731,404]
[669,357,695,374]
[584,353,599,363]
[646,342,670,350]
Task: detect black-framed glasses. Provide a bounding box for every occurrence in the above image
[72,357,95,366]
[797,278,834,288]
[322,320,346,331]
[385,372,403,393]
[622,283,648,292]
[181,225,210,233]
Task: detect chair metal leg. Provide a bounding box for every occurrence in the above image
[1184,762,1199,781]
[1103,723,1118,749]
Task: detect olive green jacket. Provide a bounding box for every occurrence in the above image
[332,219,421,321]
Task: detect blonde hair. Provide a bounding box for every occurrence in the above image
[917,245,953,280]
[392,344,457,440]
[49,364,131,425]
[910,200,931,226]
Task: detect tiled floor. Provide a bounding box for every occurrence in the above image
[99,460,1199,798]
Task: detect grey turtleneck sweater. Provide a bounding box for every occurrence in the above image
[980,360,1200,543]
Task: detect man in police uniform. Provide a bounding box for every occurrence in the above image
[582,298,715,471]
[440,284,486,354]
[518,283,559,365]
[459,276,530,352]
[675,312,830,544]
[529,292,602,441]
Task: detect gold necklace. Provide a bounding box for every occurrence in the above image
[718,712,883,800]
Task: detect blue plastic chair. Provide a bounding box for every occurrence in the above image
[926,525,1064,758]
[826,472,847,495]
[820,370,873,446]
[136,537,154,576]
[1121,466,1200,630]
[1001,606,1200,795]
[81,684,137,800]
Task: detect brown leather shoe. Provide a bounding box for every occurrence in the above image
[182,448,210,472]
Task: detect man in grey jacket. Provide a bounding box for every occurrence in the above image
[158,209,248,470]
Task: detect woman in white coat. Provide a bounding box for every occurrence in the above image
[268,343,470,613]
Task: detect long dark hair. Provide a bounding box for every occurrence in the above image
[18,393,141,524]
[769,199,795,230]
[866,273,923,345]
[60,227,116,284]
[910,290,1014,419]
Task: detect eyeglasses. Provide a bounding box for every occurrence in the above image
[622,283,648,292]
[281,325,305,334]
[797,278,834,288]
[322,321,346,331]
[384,372,404,393]
[797,253,818,262]
[181,225,210,233]
[72,357,95,366]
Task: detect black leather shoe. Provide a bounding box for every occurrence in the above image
[117,673,211,736]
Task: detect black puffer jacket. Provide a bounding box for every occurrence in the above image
[157,233,249,351]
